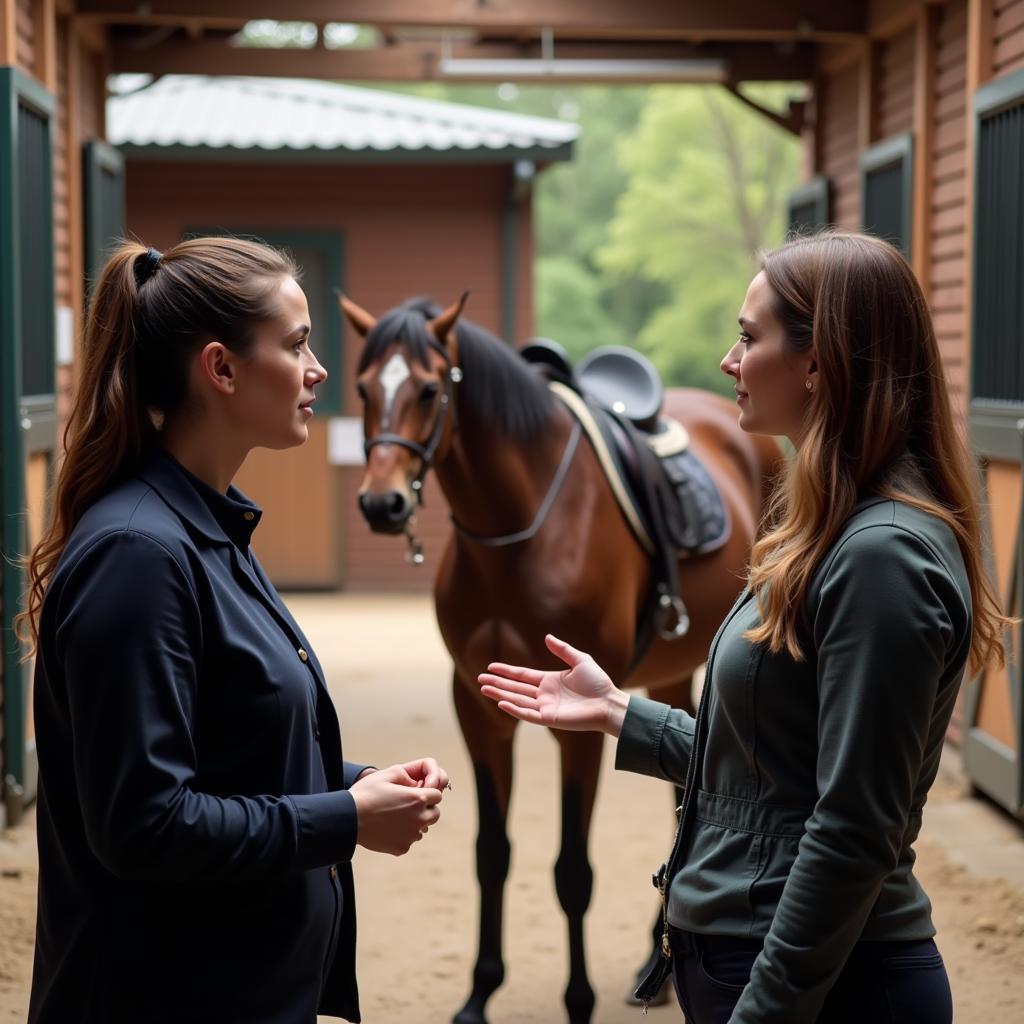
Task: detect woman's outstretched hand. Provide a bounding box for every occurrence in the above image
[478,634,629,737]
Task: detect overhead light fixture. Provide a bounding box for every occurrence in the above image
[438,27,728,83]
[438,57,729,82]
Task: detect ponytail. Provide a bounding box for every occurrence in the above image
[15,236,296,652]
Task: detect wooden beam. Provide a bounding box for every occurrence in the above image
[34,0,57,92]
[79,0,868,41]
[0,0,16,66]
[867,0,924,40]
[911,3,936,297]
[110,36,816,82]
[962,0,993,384]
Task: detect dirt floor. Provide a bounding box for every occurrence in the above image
[2,592,1024,1023]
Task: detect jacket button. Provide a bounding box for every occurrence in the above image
[243,511,255,521]
[297,648,309,662]
[329,865,338,880]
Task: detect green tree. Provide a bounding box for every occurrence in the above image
[598,84,800,394]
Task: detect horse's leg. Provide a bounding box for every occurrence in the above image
[627,671,698,1006]
[553,729,602,1024]
[453,676,516,1024]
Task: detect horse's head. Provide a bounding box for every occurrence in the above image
[338,292,467,535]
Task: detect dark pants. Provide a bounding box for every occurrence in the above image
[669,926,953,1024]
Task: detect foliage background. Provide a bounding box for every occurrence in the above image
[387,82,802,396]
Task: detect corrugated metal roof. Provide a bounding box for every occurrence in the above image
[107,76,579,162]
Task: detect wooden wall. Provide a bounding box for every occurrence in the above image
[124,159,534,592]
[813,0,1024,411]
[994,0,1024,76]
[818,63,861,229]
[877,26,917,139]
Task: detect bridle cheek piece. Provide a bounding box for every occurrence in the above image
[362,343,460,564]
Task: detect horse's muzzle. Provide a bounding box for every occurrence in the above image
[358,489,414,534]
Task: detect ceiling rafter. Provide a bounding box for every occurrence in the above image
[76,0,867,43]
[108,35,817,83]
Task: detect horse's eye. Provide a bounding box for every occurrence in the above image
[419,383,439,403]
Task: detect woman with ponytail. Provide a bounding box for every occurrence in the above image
[479,232,1011,1023]
[20,237,449,1024]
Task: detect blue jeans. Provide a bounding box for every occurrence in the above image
[669,926,953,1023]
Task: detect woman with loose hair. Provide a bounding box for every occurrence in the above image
[480,231,1010,1023]
[18,237,449,1024]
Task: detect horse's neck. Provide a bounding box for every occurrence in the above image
[435,403,573,540]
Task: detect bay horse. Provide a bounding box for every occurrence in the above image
[340,293,782,1024]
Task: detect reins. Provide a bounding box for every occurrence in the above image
[450,420,582,547]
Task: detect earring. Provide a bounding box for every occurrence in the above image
[805,379,814,393]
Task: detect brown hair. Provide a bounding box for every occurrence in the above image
[745,231,1009,673]
[15,236,297,652]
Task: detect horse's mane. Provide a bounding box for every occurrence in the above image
[356,297,557,440]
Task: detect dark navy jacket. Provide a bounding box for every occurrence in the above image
[29,451,367,1023]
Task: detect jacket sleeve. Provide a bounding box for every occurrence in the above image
[731,525,965,1023]
[55,530,359,882]
[614,695,695,786]
[343,762,372,788]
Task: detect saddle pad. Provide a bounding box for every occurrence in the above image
[548,381,731,558]
[549,381,656,554]
[658,448,731,556]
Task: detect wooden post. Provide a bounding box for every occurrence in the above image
[0,0,16,66]
[33,0,56,91]
[963,0,993,390]
[911,4,937,297]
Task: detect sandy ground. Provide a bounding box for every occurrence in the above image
[2,592,1024,1023]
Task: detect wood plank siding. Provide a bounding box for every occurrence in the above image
[877,26,917,139]
[820,63,862,228]
[14,0,32,74]
[994,0,1024,76]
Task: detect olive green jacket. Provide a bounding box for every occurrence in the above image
[616,498,972,1023]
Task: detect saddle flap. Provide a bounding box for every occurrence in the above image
[576,346,664,431]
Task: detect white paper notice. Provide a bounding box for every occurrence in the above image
[327,417,367,466]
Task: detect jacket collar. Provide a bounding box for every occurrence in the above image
[138,449,262,549]
[139,450,331,694]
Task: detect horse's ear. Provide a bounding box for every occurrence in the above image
[334,289,376,338]
[429,291,469,346]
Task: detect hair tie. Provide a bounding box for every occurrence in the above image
[135,247,163,286]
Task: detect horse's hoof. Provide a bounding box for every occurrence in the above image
[453,1001,487,1024]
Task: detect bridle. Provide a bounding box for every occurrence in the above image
[361,340,581,565]
[362,338,461,564]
